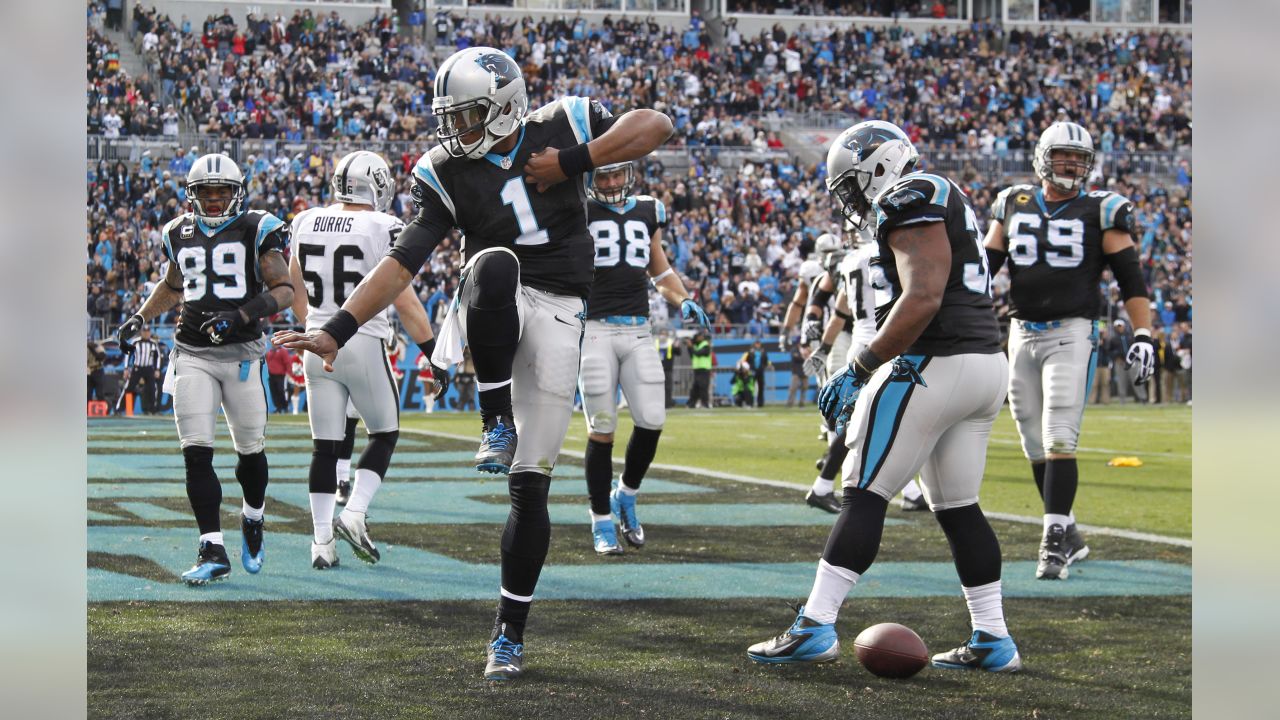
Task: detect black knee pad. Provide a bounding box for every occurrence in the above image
[502,472,552,557]
[821,487,889,575]
[235,451,269,509]
[934,503,1002,587]
[310,439,343,494]
[356,430,399,479]
[469,250,520,308]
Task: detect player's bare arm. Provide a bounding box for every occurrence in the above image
[288,252,308,325]
[869,222,951,361]
[822,291,851,345]
[646,230,689,305]
[135,261,185,321]
[524,109,674,192]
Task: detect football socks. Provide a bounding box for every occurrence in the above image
[962,579,1009,638]
[804,559,861,625]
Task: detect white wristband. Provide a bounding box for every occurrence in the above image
[1134,328,1152,338]
[651,268,675,284]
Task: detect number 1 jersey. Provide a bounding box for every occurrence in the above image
[291,204,403,341]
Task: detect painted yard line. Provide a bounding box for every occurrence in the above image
[985,436,1192,460]
[397,426,1193,548]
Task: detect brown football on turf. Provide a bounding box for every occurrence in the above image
[853,623,929,679]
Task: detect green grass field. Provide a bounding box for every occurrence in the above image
[87,404,1191,719]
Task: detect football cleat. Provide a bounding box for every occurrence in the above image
[1064,523,1090,565]
[805,489,840,514]
[747,605,840,664]
[1036,524,1070,580]
[591,518,624,555]
[485,633,525,681]
[898,494,929,512]
[931,630,1023,672]
[311,537,340,570]
[476,416,517,474]
[335,479,353,506]
[610,480,645,547]
[334,511,381,564]
[181,541,231,585]
[240,515,265,574]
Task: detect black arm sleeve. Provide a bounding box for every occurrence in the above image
[986,247,1008,275]
[810,285,833,309]
[386,180,454,273]
[1105,246,1149,300]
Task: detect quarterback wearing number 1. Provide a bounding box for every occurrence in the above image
[273,47,672,681]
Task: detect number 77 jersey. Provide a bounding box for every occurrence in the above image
[990,184,1136,322]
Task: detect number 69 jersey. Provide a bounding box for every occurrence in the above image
[872,172,1002,356]
[990,185,1136,321]
[161,209,288,348]
[291,204,403,341]
[585,195,666,319]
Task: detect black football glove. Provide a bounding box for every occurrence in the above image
[115,313,145,351]
[1126,332,1156,385]
[427,362,450,399]
[199,310,248,345]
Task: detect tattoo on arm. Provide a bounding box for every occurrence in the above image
[259,250,294,308]
[137,263,185,321]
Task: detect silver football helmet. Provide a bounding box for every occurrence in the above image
[589,162,635,205]
[432,47,528,159]
[814,233,846,273]
[825,120,918,230]
[1033,121,1095,193]
[332,150,395,212]
[186,153,245,227]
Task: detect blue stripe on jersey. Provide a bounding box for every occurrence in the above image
[858,354,926,489]
[413,154,456,219]
[591,197,637,215]
[1081,323,1099,426]
[161,218,180,260]
[254,213,285,251]
[562,96,592,144]
[655,199,667,224]
[912,174,950,207]
[1101,194,1124,229]
[483,125,526,169]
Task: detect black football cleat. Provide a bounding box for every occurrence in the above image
[335,479,353,506]
[805,489,840,514]
[1063,523,1090,564]
[181,541,231,585]
[1036,524,1070,580]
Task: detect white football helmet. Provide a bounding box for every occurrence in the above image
[825,120,918,229]
[332,150,395,212]
[186,153,245,227]
[798,259,824,286]
[589,161,635,205]
[432,47,528,159]
[814,233,846,273]
[1033,121,1095,193]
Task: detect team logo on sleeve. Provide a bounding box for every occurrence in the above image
[476,53,520,88]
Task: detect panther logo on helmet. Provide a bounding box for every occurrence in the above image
[476,53,519,88]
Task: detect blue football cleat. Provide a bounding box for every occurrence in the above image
[931,630,1023,672]
[181,541,231,585]
[485,634,525,681]
[591,518,624,555]
[747,605,840,664]
[610,479,645,547]
[476,417,517,474]
[240,515,264,574]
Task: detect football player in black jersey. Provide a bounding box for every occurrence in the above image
[984,121,1155,580]
[115,153,293,585]
[273,47,672,681]
[578,161,710,555]
[749,121,1022,673]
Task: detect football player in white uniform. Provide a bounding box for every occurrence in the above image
[578,162,710,555]
[274,47,673,681]
[284,151,448,569]
[116,154,293,585]
[983,122,1154,580]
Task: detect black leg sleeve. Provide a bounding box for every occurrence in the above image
[621,427,662,491]
[182,446,222,535]
[820,488,889,575]
[934,503,1003,587]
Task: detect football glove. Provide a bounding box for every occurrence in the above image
[199,310,248,345]
[1126,332,1156,385]
[681,299,711,330]
[427,362,450,399]
[778,334,790,352]
[803,347,828,377]
[115,313,145,351]
[818,363,870,436]
[802,317,823,344]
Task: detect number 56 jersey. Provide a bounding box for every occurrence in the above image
[291,204,403,341]
[585,195,666,319]
[990,185,1136,322]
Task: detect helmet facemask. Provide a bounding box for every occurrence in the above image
[1036,146,1094,194]
[433,97,507,159]
[589,163,635,205]
[189,181,244,227]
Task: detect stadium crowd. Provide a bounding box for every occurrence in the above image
[86,3,1192,403]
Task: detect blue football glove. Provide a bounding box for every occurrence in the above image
[681,298,711,330]
[199,310,248,344]
[818,364,869,434]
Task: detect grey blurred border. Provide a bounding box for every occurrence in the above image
[0,1,87,718]
[1194,2,1280,719]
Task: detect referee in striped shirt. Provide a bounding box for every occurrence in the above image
[116,325,165,415]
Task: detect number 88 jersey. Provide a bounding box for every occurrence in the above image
[990,184,1136,322]
[584,194,666,319]
[161,210,288,347]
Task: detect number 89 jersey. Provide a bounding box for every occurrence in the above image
[585,195,666,319]
[161,210,288,347]
[990,185,1136,321]
[872,172,1002,356]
